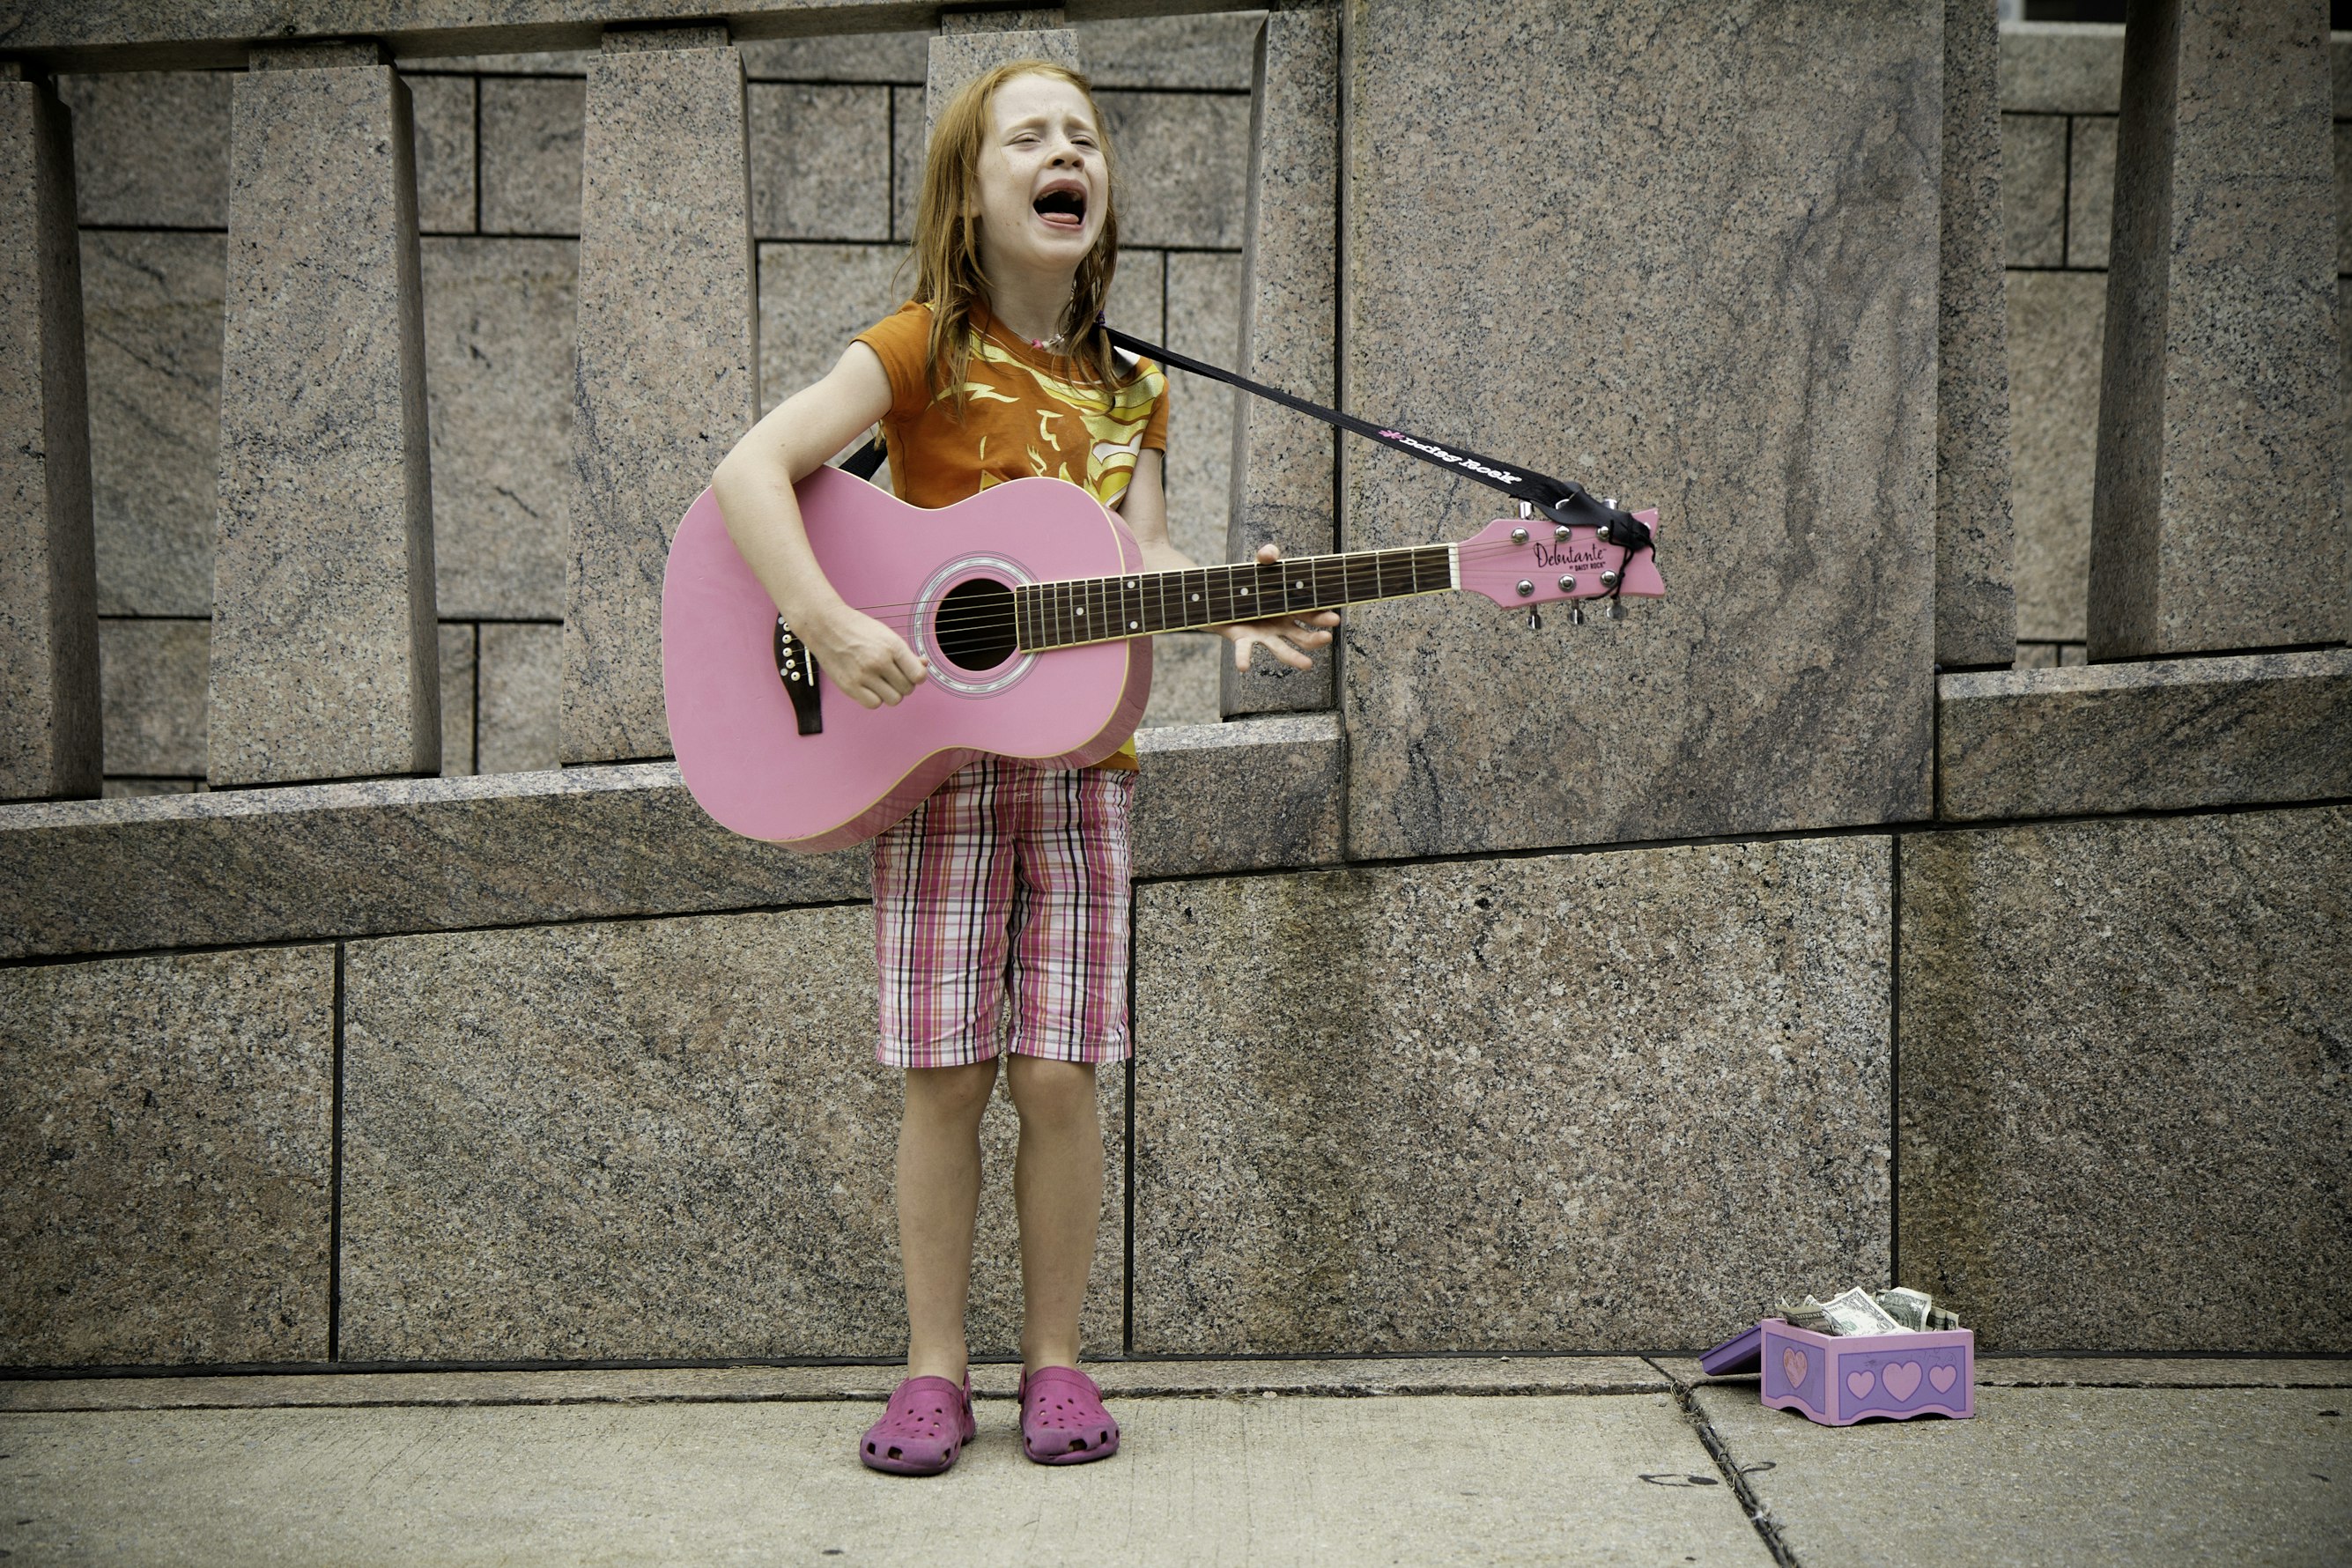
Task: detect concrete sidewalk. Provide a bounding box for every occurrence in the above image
[2,1357,2345,1565]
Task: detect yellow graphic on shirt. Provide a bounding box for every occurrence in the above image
[963,336,1165,508]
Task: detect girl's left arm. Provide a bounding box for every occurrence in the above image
[1121,449,1338,673]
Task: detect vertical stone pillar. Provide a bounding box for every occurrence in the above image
[562,26,754,765]
[927,11,1081,141]
[0,66,98,801]
[210,43,438,786]
[2089,0,2344,660]
[1222,8,1340,717]
[1935,0,2017,670]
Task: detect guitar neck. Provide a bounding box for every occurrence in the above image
[1013,544,1455,651]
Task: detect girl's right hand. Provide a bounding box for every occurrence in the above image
[803,607,930,709]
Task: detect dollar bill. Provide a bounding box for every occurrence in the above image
[1927,1305,1961,1331]
[1875,1286,1933,1332]
[1820,1285,1905,1336]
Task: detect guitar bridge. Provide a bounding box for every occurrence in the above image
[774,617,823,736]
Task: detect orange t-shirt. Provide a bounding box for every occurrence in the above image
[854,300,1171,770]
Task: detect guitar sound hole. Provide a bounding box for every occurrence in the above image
[933,577,1019,673]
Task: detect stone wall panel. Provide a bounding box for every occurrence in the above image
[479,76,583,236]
[1341,0,1939,859]
[1939,0,2016,669]
[2066,114,2115,270]
[338,909,1124,1361]
[98,617,207,778]
[1940,650,2352,819]
[82,230,223,619]
[439,621,475,775]
[748,82,890,240]
[2007,269,2104,643]
[562,36,754,764]
[2,73,100,801]
[406,71,476,233]
[209,58,439,785]
[58,70,231,228]
[0,945,335,1367]
[2001,113,2066,267]
[1098,89,1248,250]
[1132,836,1893,1354]
[477,621,561,774]
[422,237,576,620]
[1900,810,2351,1350]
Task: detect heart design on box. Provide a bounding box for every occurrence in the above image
[1883,1362,1922,1401]
[1929,1365,1958,1394]
[1846,1370,1876,1399]
[1780,1348,1808,1387]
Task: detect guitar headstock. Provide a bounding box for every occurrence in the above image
[1454,508,1665,608]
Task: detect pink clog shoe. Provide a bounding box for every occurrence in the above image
[860,1373,977,1476]
[1018,1365,1121,1464]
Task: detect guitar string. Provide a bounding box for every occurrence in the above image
[813,538,1646,628]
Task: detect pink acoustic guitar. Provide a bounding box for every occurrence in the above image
[662,465,1662,850]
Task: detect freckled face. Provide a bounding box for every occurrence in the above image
[973,73,1107,282]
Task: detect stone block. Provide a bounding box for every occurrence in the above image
[426,52,592,76]
[405,72,475,233]
[738,32,929,84]
[439,622,475,776]
[1164,248,1240,555]
[2341,121,2352,280]
[57,70,231,228]
[1899,809,2351,1350]
[102,778,196,798]
[0,945,334,1367]
[1074,12,1263,90]
[1224,7,1338,719]
[2001,113,2067,267]
[2066,114,2114,269]
[749,82,890,240]
[421,237,576,621]
[2013,640,2086,670]
[1106,244,1163,339]
[479,77,583,236]
[210,60,439,785]
[1131,835,1893,1354]
[564,37,755,765]
[81,230,223,619]
[925,28,1082,143]
[891,83,921,240]
[2007,268,2103,642]
[1128,714,1344,877]
[338,908,1125,1361]
[2089,0,2345,658]
[1,75,100,802]
[1098,89,1248,249]
[1137,634,1223,729]
[1998,21,2124,115]
[98,617,207,779]
[0,764,871,962]
[1938,649,2352,821]
[758,241,909,417]
[1340,0,1939,860]
[1938,0,2016,671]
[477,621,561,774]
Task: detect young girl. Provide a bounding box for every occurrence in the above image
[711,61,1335,1475]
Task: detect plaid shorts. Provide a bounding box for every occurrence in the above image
[871,758,1137,1070]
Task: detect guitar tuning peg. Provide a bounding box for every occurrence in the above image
[1569,603,1584,626]
[1608,598,1625,621]
[1526,608,1542,631]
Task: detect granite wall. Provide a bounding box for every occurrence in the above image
[60,11,1262,795]
[4,12,2347,1374]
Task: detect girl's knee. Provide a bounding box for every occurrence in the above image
[906,1057,1000,1121]
[1004,1055,1098,1127]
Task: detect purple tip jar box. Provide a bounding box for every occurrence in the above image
[1705,1319,1976,1425]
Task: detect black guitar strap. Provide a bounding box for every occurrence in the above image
[839,327,1653,553]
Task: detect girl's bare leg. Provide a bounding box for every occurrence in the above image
[899,1058,1000,1382]
[1004,1055,1103,1374]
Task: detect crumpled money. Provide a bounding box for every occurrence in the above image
[1775,1284,1963,1336]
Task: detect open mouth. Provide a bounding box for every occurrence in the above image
[1033,188,1087,230]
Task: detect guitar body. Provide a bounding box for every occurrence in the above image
[662,467,1150,851]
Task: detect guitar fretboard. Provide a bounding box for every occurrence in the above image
[1013,545,1454,651]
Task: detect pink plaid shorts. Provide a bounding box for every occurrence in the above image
[871,758,1136,1070]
